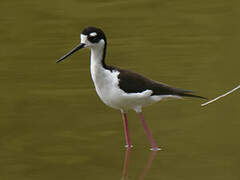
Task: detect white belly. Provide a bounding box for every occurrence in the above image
[91,64,156,111]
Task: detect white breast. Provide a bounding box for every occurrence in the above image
[91,63,122,108]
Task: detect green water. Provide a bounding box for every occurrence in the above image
[0,0,239,179]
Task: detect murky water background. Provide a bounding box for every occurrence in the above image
[0,0,239,179]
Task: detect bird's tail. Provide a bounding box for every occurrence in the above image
[178,93,207,100]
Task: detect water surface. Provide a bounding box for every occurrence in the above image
[0,0,239,179]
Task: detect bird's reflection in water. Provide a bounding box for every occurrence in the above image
[121,149,158,180]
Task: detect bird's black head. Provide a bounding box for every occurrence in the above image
[56,26,107,63]
[81,26,107,44]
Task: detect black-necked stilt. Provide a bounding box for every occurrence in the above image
[57,26,206,151]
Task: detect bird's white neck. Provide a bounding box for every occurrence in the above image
[90,43,107,84]
[90,46,104,68]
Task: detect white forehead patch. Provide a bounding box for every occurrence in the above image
[90,32,97,37]
[80,34,88,43]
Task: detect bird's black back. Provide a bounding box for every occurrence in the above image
[109,66,206,99]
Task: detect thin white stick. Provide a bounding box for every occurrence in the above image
[201,85,240,107]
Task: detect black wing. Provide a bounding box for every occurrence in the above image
[114,67,206,99]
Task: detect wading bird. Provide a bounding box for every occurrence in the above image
[57,27,206,151]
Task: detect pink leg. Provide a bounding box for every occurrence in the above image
[122,148,131,178]
[138,112,160,151]
[121,111,132,148]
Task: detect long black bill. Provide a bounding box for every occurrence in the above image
[56,43,85,63]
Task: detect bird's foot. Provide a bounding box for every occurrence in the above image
[150,147,161,151]
[125,144,133,149]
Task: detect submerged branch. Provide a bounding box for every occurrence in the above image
[201,85,240,107]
